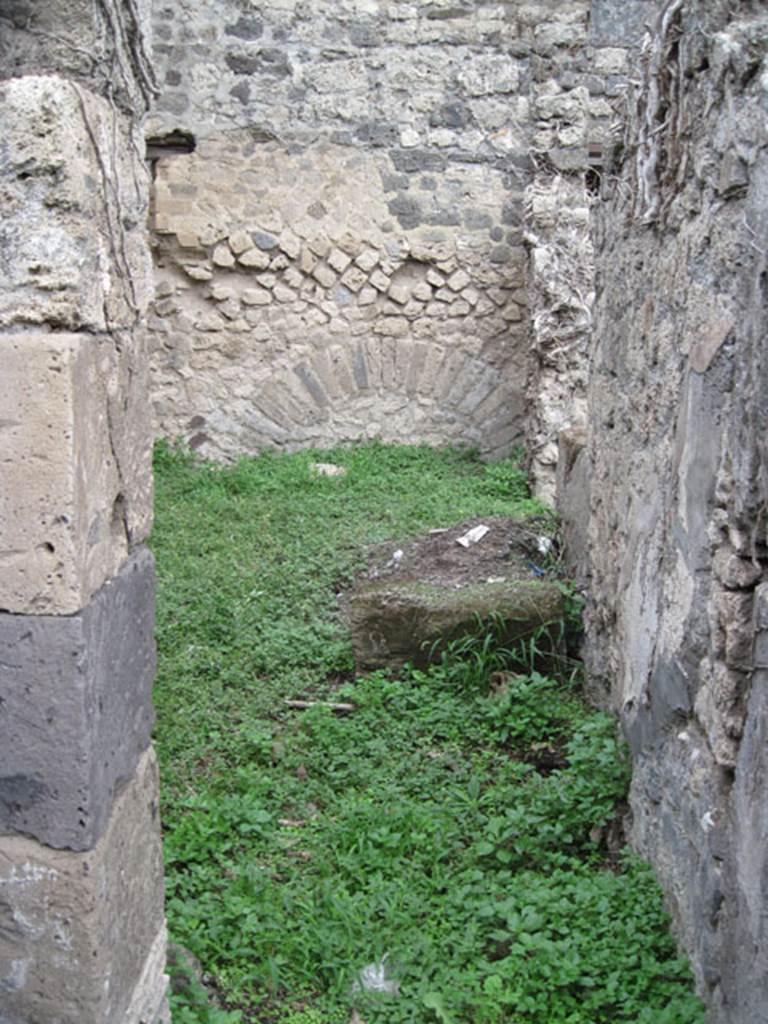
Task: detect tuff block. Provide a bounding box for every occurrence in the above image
[0,548,156,851]
[0,330,153,615]
[0,748,168,1024]
[0,75,152,331]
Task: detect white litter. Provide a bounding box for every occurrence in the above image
[351,954,400,997]
[386,549,404,569]
[456,524,490,548]
[310,462,347,477]
[536,536,553,556]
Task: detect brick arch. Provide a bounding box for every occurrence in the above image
[186,338,524,460]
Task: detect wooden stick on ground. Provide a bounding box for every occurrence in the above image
[284,699,356,714]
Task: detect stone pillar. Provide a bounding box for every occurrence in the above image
[0,3,168,1022]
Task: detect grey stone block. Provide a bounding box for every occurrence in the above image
[380,171,410,193]
[293,363,329,408]
[224,16,263,40]
[230,80,250,104]
[225,53,261,76]
[391,149,447,174]
[388,194,423,229]
[352,344,369,390]
[428,102,471,129]
[354,122,400,147]
[590,0,655,46]
[253,230,279,251]
[425,208,461,227]
[226,48,290,78]
[0,548,156,851]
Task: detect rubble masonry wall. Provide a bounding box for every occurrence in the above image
[559,1,768,1018]
[146,0,643,471]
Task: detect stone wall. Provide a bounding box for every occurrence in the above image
[523,0,654,501]
[0,2,168,1021]
[146,0,636,461]
[577,1,768,1018]
[149,137,527,458]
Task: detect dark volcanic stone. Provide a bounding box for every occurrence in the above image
[0,547,156,851]
[224,16,263,40]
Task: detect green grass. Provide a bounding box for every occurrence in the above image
[150,441,705,1024]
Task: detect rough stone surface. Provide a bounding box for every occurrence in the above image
[589,0,656,45]
[0,331,153,615]
[0,1,165,1020]
[124,924,172,1024]
[582,3,768,1019]
[149,139,529,459]
[349,579,563,672]
[524,172,592,502]
[555,425,589,581]
[0,748,168,1024]
[146,0,632,461]
[0,548,156,851]
[0,0,155,111]
[0,76,153,332]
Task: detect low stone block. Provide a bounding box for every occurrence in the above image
[348,579,563,671]
[0,747,168,1024]
[0,547,156,851]
[0,76,152,331]
[0,331,152,614]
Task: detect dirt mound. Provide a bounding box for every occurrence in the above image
[345,517,562,671]
[361,516,555,588]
